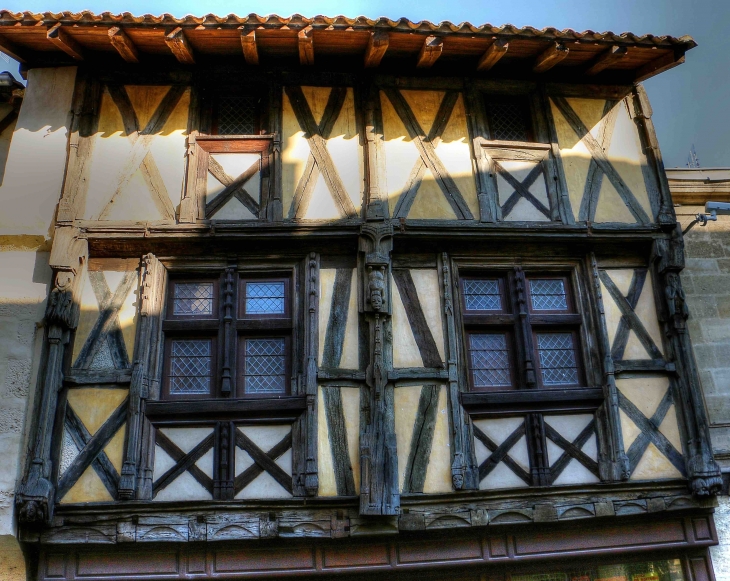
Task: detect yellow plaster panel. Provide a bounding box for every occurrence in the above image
[317,386,337,496]
[281,91,309,216]
[127,86,169,129]
[318,269,336,366]
[658,404,683,453]
[631,274,664,356]
[391,277,423,368]
[394,385,421,492]
[594,178,638,223]
[380,91,422,217]
[340,387,361,492]
[605,101,653,220]
[340,270,360,370]
[104,270,139,360]
[410,269,445,362]
[619,408,641,449]
[423,386,452,493]
[616,376,669,418]
[407,171,458,220]
[67,388,128,435]
[60,466,114,503]
[301,86,330,125]
[104,426,126,472]
[401,90,442,135]
[630,441,683,480]
[72,271,101,364]
[599,269,633,347]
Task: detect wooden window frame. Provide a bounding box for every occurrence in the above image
[239,276,291,319]
[237,334,291,398]
[161,335,218,400]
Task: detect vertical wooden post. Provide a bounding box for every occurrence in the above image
[590,253,630,482]
[118,254,165,499]
[268,81,284,221]
[16,227,87,524]
[363,82,387,221]
[463,86,497,223]
[653,228,722,496]
[214,421,235,499]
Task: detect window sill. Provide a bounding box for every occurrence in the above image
[461,387,603,416]
[145,396,306,425]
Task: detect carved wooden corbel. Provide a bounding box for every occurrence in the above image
[653,228,722,496]
[359,222,399,515]
[17,227,87,524]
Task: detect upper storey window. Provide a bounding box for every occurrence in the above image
[484,97,534,142]
[213,93,263,135]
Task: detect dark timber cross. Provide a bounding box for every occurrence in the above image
[382,88,474,220]
[99,84,186,220]
[57,397,128,500]
[598,269,664,363]
[153,430,215,497]
[551,96,651,224]
[205,156,261,218]
[285,86,357,219]
[544,418,600,483]
[473,421,532,486]
[73,270,137,370]
[235,428,293,494]
[494,160,551,219]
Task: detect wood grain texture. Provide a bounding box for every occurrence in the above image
[47,23,84,60]
[416,36,443,68]
[322,387,357,496]
[477,39,508,72]
[240,29,259,65]
[402,385,439,493]
[364,31,389,68]
[108,27,139,63]
[533,42,569,73]
[585,46,627,76]
[298,27,314,66]
[165,27,195,64]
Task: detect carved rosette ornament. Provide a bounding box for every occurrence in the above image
[653,228,722,497]
[17,228,87,524]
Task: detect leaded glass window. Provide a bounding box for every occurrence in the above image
[245,282,286,315]
[485,98,532,142]
[216,94,259,135]
[536,332,579,385]
[529,279,568,311]
[469,333,512,388]
[169,339,212,395]
[242,338,287,394]
[173,282,214,316]
[463,279,502,311]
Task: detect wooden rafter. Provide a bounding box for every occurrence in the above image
[298,26,314,66]
[585,45,627,76]
[383,87,473,220]
[477,38,509,72]
[364,30,389,68]
[165,27,195,65]
[285,86,357,218]
[634,48,686,83]
[0,34,26,63]
[533,42,569,73]
[416,35,443,68]
[240,28,259,65]
[108,26,139,63]
[47,23,84,61]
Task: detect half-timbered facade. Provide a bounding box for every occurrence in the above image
[0,11,721,581]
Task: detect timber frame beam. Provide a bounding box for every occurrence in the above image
[108,26,139,63]
[165,27,195,65]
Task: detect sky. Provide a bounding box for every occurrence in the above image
[3,0,728,168]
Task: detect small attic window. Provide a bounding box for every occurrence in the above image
[485,97,534,142]
[213,93,262,135]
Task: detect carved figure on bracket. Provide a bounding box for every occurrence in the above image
[368,266,386,312]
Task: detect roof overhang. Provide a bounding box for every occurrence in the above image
[0,12,697,84]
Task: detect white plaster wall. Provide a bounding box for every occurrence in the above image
[0,66,76,236]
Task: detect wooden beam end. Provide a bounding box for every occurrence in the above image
[47,23,85,61]
[533,41,569,73]
[476,38,509,72]
[416,35,443,68]
[298,26,314,66]
[108,26,139,63]
[364,30,389,68]
[165,27,195,65]
[584,45,627,76]
[240,29,259,65]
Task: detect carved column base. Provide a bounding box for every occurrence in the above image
[17,464,54,525]
[599,456,630,482]
[688,455,723,497]
[117,462,137,500]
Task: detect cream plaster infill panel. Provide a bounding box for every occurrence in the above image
[422,385,452,493]
[316,386,336,496]
[391,276,422,368]
[410,269,446,362]
[394,385,421,492]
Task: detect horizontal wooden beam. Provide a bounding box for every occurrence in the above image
[585,45,627,76]
[533,41,569,73]
[47,23,84,61]
[145,396,307,424]
[298,26,314,66]
[108,26,139,63]
[634,48,686,83]
[240,29,259,65]
[0,34,27,64]
[416,35,443,68]
[477,38,509,72]
[364,30,389,68]
[165,27,195,65]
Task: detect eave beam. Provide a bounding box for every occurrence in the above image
[634,48,686,83]
[477,38,509,72]
[364,30,389,68]
[240,29,259,65]
[416,35,443,68]
[298,26,314,66]
[533,41,569,73]
[0,34,27,64]
[47,23,84,61]
[108,26,139,63]
[585,45,627,76]
[165,27,195,65]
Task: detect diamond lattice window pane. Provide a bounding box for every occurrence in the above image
[173,282,214,316]
[169,339,212,394]
[243,338,286,394]
[529,279,568,311]
[218,95,258,135]
[246,282,285,315]
[487,101,530,142]
[463,279,502,311]
[469,333,512,387]
[537,332,579,385]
